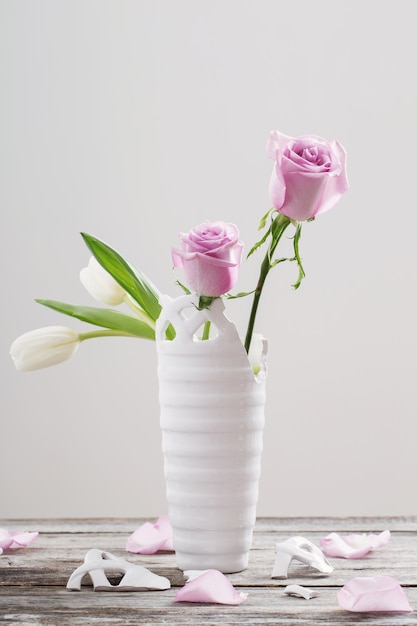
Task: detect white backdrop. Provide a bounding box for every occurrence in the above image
[1,0,416,519]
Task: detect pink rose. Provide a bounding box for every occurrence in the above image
[266,131,349,221]
[172,221,243,296]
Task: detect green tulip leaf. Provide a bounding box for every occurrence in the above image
[36,299,155,340]
[80,233,161,322]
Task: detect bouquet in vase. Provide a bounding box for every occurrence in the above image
[9,129,348,573]
[10,130,348,372]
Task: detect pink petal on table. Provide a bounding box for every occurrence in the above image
[343,530,390,549]
[0,529,39,554]
[337,576,413,612]
[174,570,247,605]
[320,530,390,559]
[126,516,174,554]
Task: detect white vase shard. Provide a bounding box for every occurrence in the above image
[156,294,267,573]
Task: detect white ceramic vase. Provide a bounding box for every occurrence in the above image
[156,294,267,573]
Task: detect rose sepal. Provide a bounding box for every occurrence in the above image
[290,223,305,290]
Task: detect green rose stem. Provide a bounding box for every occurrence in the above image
[197,296,216,341]
[244,212,292,354]
[202,321,211,341]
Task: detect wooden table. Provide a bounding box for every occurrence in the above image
[1,517,417,625]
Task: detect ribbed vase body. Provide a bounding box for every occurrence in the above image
[156,295,266,573]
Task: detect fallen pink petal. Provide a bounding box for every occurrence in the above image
[337,576,413,612]
[0,529,39,554]
[126,515,174,554]
[174,569,247,605]
[320,530,390,559]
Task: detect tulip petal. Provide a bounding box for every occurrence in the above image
[174,570,247,605]
[126,516,174,554]
[320,531,390,559]
[337,576,413,612]
[247,334,268,377]
[80,256,126,306]
[10,326,80,371]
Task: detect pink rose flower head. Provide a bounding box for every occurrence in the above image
[0,529,39,554]
[126,515,174,554]
[337,576,413,613]
[266,131,349,221]
[174,569,247,605]
[320,530,390,559]
[172,221,243,296]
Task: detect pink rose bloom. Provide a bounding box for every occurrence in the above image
[172,221,243,296]
[266,131,349,221]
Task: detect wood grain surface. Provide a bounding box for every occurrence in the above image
[1,517,416,625]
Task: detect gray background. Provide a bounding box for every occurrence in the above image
[1,0,416,519]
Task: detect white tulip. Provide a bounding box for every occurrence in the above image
[247,333,268,377]
[10,326,80,371]
[80,256,126,306]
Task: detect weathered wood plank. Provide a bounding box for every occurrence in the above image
[1,518,417,624]
[2,549,417,589]
[1,516,416,533]
[2,528,417,587]
[1,586,416,625]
